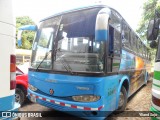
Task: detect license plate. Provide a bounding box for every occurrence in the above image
[30,96,36,102]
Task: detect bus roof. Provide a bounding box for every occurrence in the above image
[40,5,108,22]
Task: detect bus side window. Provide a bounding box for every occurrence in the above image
[114,30,121,55]
[137,38,140,54]
[139,42,142,57]
[135,36,139,53]
[108,26,121,72]
[108,25,121,55]
[108,10,122,73]
[140,42,143,57]
[130,32,137,53]
[110,10,122,32]
[110,10,122,55]
[109,25,114,54]
[122,22,130,49]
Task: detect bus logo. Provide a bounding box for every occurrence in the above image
[45,79,57,83]
[49,89,54,95]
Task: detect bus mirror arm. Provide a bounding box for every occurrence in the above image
[17,25,37,46]
[17,30,22,46]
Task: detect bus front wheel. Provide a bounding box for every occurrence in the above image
[15,88,25,105]
[117,86,127,112]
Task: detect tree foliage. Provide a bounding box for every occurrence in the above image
[137,0,160,40]
[137,0,160,61]
[16,16,35,49]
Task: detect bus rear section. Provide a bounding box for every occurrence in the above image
[0,0,20,119]
[18,5,151,119]
[147,10,160,120]
[150,41,160,119]
[151,61,160,119]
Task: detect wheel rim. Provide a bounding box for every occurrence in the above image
[15,93,21,103]
[119,91,124,108]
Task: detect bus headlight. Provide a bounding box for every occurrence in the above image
[28,84,37,91]
[72,95,100,102]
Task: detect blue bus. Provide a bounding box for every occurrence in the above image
[18,5,151,119]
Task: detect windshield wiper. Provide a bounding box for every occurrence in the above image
[55,48,73,74]
[35,48,73,74]
[36,50,51,71]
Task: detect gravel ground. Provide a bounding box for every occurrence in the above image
[19,79,152,120]
[109,79,152,120]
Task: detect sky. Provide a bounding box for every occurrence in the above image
[13,0,145,30]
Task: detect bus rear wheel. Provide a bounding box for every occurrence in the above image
[117,86,127,112]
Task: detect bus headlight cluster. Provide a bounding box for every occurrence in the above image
[28,84,37,91]
[72,95,100,102]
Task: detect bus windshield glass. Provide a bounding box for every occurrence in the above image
[31,8,105,73]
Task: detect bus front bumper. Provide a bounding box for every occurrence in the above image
[28,88,109,118]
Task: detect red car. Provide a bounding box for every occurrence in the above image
[16,67,28,105]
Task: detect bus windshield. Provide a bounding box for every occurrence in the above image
[31,8,105,73]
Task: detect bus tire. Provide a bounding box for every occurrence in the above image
[15,88,25,106]
[117,86,127,112]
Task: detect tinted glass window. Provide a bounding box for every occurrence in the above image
[130,32,136,52]
[110,11,121,32]
[122,22,130,49]
[140,42,144,57]
[136,38,140,53]
[31,16,61,69]
[135,37,138,52]
[114,30,121,55]
[53,8,105,72]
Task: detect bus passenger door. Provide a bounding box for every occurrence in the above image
[108,25,121,73]
[106,25,121,110]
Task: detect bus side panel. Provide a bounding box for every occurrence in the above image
[120,50,146,96]
[0,0,15,25]
[0,34,15,97]
[0,95,15,111]
[115,75,130,109]
[151,62,160,114]
[0,0,18,112]
[102,75,121,112]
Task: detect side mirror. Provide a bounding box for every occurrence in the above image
[150,41,157,48]
[147,19,159,40]
[19,25,37,31]
[17,25,37,46]
[95,8,111,42]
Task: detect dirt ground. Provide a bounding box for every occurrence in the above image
[109,79,152,120]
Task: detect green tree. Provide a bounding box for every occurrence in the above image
[16,16,35,49]
[137,0,160,40]
[137,0,160,61]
